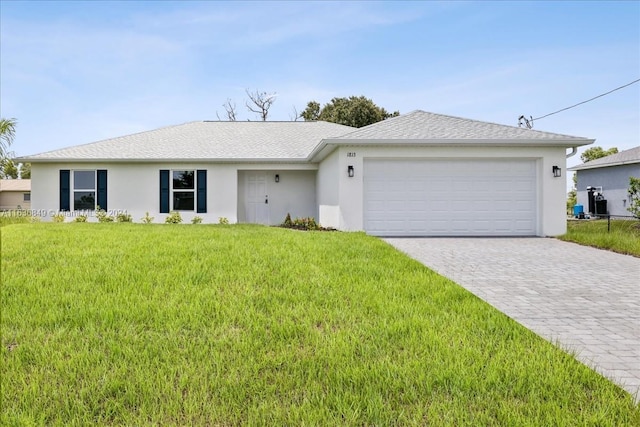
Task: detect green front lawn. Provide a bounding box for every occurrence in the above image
[2,224,638,425]
[559,219,640,257]
[0,211,33,227]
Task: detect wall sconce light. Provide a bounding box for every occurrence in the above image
[552,166,561,178]
[347,165,354,178]
[275,174,280,183]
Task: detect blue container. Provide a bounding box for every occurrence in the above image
[573,204,584,216]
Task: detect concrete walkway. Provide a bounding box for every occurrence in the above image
[384,237,640,399]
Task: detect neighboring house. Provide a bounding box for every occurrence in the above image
[569,146,640,217]
[0,179,31,211]
[18,111,592,236]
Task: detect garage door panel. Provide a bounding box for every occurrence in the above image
[364,159,537,236]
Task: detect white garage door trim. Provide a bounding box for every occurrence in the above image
[364,159,537,236]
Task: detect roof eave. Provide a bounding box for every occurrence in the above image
[568,159,640,171]
[17,157,314,164]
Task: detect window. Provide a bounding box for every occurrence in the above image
[160,169,206,214]
[73,170,96,210]
[172,170,194,211]
[23,193,31,202]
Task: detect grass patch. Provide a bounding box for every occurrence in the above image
[559,219,640,257]
[2,224,639,425]
[0,211,35,227]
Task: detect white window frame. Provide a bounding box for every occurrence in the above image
[171,170,195,211]
[72,170,96,211]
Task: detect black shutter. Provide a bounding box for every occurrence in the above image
[160,170,170,213]
[60,170,70,211]
[197,170,207,213]
[97,170,108,210]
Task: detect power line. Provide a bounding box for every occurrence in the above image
[518,78,640,128]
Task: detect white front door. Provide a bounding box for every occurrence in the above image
[246,173,270,224]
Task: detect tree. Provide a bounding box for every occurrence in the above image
[566,187,577,214]
[0,158,19,179]
[300,101,321,121]
[20,162,31,179]
[0,118,17,158]
[245,89,277,121]
[216,99,238,121]
[628,177,640,218]
[289,105,301,121]
[300,96,399,128]
[580,146,618,163]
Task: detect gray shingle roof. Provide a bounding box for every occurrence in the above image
[20,110,592,163]
[20,121,356,162]
[569,146,640,171]
[330,110,591,142]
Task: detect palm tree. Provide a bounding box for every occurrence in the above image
[0,118,17,158]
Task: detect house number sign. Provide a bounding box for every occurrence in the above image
[347,152,356,157]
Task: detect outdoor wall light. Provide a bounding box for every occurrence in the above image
[347,165,354,178]
[552,166,561,178]
[275,174,280,183]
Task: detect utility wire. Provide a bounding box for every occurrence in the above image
[533,78,640,121]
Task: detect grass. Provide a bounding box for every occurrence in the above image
[559,219,640,257]
[1,223,639,425]
[0,211,35,227]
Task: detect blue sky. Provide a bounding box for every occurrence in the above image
[1,0,639,175]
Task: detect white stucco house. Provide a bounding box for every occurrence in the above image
[19,110,593,236]
[569,146,640,217]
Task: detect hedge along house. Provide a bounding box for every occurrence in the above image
[19,111,593,236]
[568,146,640,217]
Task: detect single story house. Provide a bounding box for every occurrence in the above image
[569,146,640,217]
[0,179,31,211]
[19,110,593,236]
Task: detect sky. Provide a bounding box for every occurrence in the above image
[1,0,639,178]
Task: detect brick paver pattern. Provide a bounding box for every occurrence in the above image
[384,237,640,399]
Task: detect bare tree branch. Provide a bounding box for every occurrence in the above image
[245,89,277,121]
[223,99,237,121]
[289,105,301,121]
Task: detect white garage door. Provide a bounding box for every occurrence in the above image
[364,159,537,236]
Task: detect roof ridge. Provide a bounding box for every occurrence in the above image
[200,120,346,124]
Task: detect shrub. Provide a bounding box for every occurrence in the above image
[116,212,133,223]
[283,213,293,227]
[191,216,203,224]
[628,177,640,219]
[141,212,154,224]
[295,217,319,230]
[95,207,114,223]
[218,217,229,225]
[74,215,88,223]
[165,211,183,224]
[52,213,65,223]
[281,214,321,231]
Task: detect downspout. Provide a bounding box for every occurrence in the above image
[566,147,577,158]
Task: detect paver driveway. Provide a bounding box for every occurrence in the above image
[384,237,640,399]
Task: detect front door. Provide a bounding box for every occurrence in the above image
[246,173,270,224]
